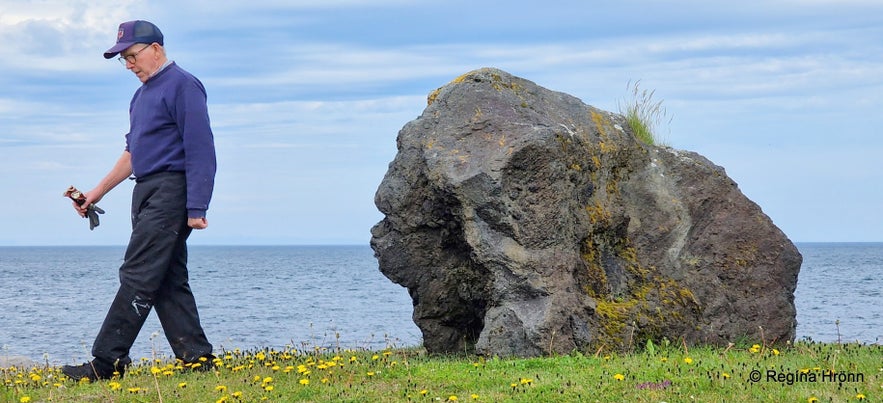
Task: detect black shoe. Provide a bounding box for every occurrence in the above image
[61,360,124,381]
[181,354,216,372]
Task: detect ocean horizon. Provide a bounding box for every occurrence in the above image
[0,242,879,365]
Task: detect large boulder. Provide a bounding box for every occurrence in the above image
[371,68,802,356]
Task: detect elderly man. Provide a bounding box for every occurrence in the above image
[62,20,217,381]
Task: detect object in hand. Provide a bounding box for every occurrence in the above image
[63,186,105,230]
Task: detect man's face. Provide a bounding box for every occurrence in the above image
[120,43,160,83]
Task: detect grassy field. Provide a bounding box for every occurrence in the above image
[3,340,880,402]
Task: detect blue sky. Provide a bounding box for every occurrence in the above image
[1,0,881,246]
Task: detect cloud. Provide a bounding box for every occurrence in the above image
[2,0,883,244]
[0,0,143,62]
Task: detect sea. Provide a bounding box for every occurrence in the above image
[0,243,879,365]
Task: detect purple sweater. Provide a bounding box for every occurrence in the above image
[126,62,216,218]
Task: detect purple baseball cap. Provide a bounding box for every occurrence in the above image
[104,20,164,59]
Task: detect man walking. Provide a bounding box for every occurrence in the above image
[62,20,217,381]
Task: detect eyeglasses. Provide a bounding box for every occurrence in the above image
[117,44,152,66]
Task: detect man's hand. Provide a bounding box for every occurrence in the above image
[188,217,208,230]
[72,189,102,218]
[64,186,105,230]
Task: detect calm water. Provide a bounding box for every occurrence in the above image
[0,243,880,364]
[0,245,420,365]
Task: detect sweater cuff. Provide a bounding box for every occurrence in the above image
[188,209,207,219]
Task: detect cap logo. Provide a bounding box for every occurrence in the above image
[118,28,125,40]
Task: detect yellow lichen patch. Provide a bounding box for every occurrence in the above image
[678,288,699,306]
[585,202,611,226]
[427,88,441,105]
[427,71,476,105]
[595,297,639,328]
[590,110,610,139]
[451,71,472,85]
[605,179,620,197]
[599,140,617,154]
[581,242,607,298]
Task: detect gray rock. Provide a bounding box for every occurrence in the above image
[371,68,802,356]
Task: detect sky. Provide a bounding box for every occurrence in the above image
[1,0,882,246]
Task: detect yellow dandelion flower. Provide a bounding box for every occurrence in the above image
[471,394,479,400]
[108,381,122,391]
[419,389,428,396]
[771,349,780,356]
[271,365,280,371]
[232,391,243,398]
[448,396,458,401]
[722,372,731,379]
[216,397,228,403]
[372,354,380,360]
[510,382,518,388]
[127,387,142,393]
[150,366,162,375]
[321,377,329,384]
[520,378,532,385]
[264,385,274,392]
[367,371,376,376]
[215,385,228,392]
[256,351,266,361]
[383,351,392,357]
[20,397,32,403]
[29,374,41,382]
[613,373,625,381]
[683,357,693,364]
[299,378,310,385]
[350,356,358,363]
[856,393,866,400]
[749,344,761,353]
[262,377,273,384]
[178,382,187,388]
[807,397,818,403]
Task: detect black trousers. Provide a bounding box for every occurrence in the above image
[91,172,212,367]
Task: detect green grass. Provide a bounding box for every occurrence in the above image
[619,80,670,146]
[3,341,880,402]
